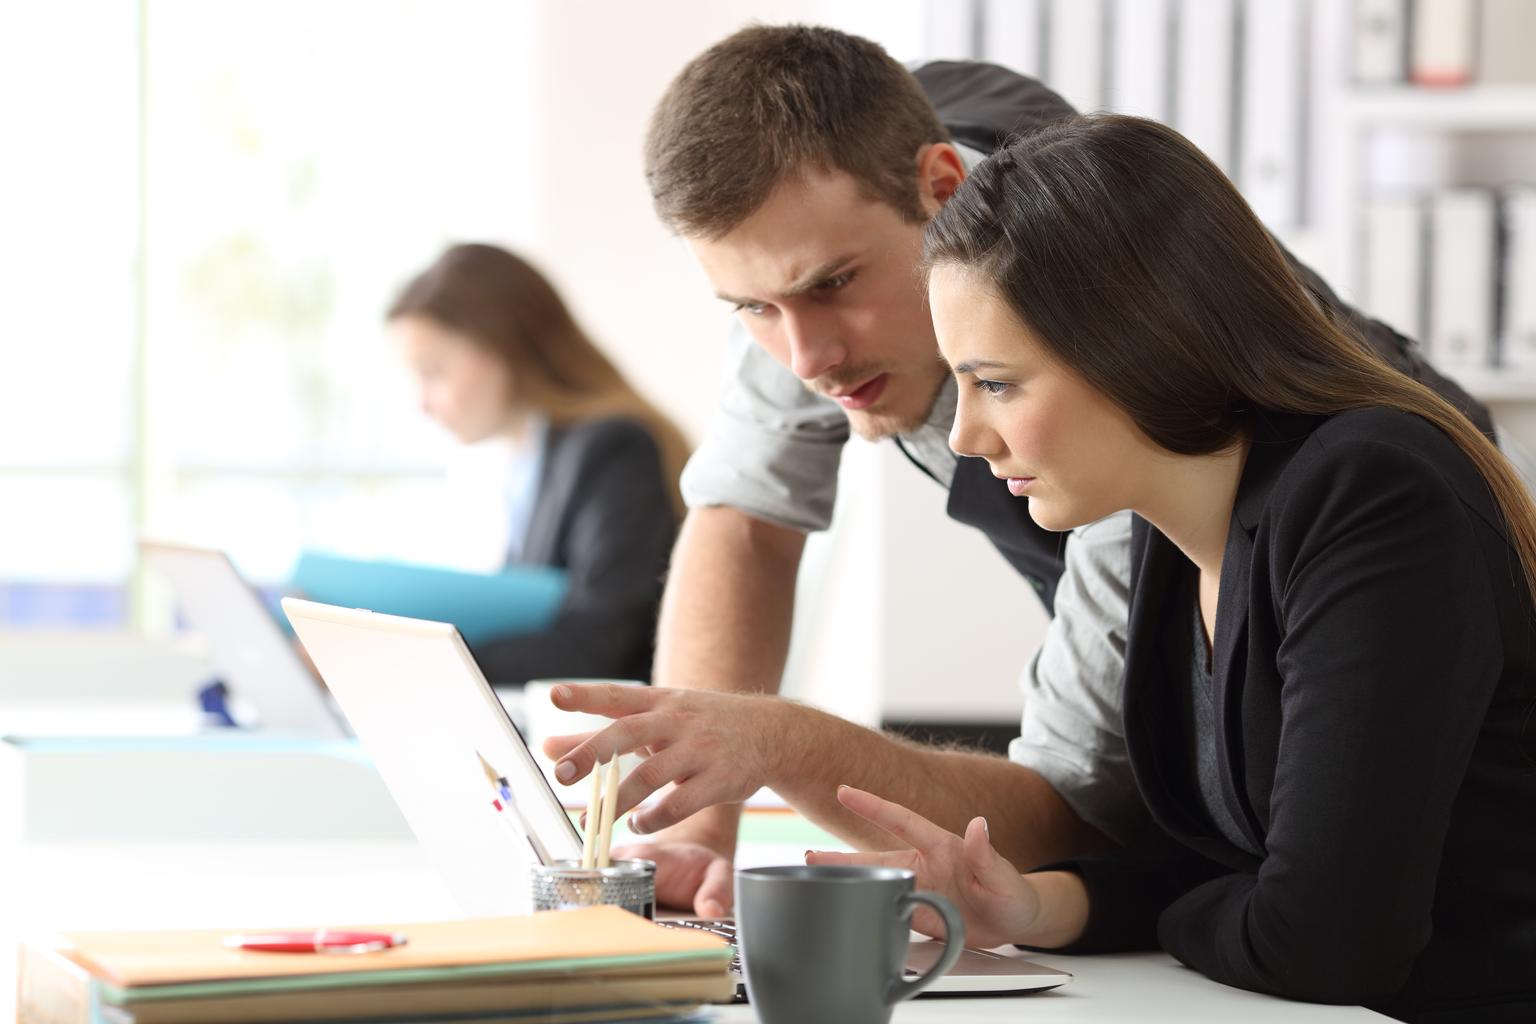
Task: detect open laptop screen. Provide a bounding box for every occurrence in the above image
[283,598,583,916]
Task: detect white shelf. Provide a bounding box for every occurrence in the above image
[1341,87,1536,130]
[1448,369,1536,402]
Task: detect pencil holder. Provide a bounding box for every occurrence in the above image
[530,858,656,919]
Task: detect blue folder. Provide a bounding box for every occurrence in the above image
[289,551,567,648]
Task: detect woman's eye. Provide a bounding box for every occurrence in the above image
[733,301,769,316]
[973,379,1012,397]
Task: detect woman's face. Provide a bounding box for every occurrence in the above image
[389,315,514,444]
[929,265,1163,532]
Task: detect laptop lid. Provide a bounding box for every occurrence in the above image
[281,598,583,917]
[141,542,347,739]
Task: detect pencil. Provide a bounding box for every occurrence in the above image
[581,759,604,869]
[477,750,553,865]
[596,755,621,869]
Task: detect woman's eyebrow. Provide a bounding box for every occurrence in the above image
[951,359,1009,374]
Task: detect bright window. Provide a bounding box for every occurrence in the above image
[1,1,540,623]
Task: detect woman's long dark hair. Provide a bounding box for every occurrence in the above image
[389,243,689,514]
[923,113,1536,604]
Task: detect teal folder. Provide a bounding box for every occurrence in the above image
[290,551,566,648]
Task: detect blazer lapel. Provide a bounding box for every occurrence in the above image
[1207,411,1323,857]
[515,427,566,567]
[1122,518,1216,842]
[1127,517,1264,869]
[1211,513,1263,856]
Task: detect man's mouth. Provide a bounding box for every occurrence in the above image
[827,373,890,411]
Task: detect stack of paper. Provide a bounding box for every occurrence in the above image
[18,906,733,1024]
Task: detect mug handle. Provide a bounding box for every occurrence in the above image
[886,890,966,1004]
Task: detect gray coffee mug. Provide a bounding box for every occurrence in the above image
[735,865,965,1024]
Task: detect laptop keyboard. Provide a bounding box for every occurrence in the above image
[657,917,922,980]
[657,918,741,972]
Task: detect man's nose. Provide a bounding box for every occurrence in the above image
[783,311,847,382]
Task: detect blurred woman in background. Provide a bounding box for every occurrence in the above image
[387,243,688,686]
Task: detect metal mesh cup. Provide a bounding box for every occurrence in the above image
[530,859,656,919]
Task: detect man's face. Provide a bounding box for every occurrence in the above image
[689,169,949,440]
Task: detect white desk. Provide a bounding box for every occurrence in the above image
[3,836,1389,1023]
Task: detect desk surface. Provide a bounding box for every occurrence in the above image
[2,836,1389,1023]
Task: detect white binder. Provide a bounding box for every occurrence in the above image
[1352,0,1408,84]
[1410,0,1476,86]
[1365,194,1426,342]
[1479,0,1536,85]
[1428,190,1497,371]
[982,0,1046,76]
[1049,0,1107,111]
[1110,0,1171,120]
[1175,0,1237,173]
[1239,0,1304,227]
[1501,189,1536,370]
[928,0,979,59]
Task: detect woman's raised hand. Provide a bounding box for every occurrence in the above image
[805,786,1043,950]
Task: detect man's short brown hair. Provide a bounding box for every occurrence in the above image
[645,24,951,239]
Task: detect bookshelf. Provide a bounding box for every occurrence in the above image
[1325,81,1536,403]
[1339,87,1536,130]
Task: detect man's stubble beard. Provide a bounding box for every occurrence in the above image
[845,370,948,442]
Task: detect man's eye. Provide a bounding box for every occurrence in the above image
[973,379,1012,396]
[733,301,769,316]
[818,272,854,291]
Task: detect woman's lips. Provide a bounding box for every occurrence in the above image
[1006,476,1036,496]
[833,373,890,411]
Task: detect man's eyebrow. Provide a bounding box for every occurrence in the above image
[952,359,1009,374]
[714,289,756,307]
[715,254,860,308]
[783,254,859,297]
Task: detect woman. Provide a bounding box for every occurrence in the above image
[387,243,689,686]
[809,116,1536,1022]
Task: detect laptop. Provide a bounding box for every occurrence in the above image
[141,542,349,738]
[282,598,1071,1000]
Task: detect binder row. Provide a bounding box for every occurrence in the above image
[932,0,1309,227]
[1365,189,1536,371]
[1354,0,1536,87]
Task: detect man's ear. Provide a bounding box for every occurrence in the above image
[916,143,968,215]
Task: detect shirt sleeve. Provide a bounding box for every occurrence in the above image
[1009,510,1150,845]
[679,320,849,533]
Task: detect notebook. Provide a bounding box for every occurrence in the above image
[19,906,734,1024]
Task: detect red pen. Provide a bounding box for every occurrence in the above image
[223,930,408,954]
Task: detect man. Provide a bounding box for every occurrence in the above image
[544,24,1491,918]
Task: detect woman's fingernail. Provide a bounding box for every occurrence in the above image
[981,817,990,837]
[553,685,572,702]
[837,784,849,792]
[556,760,576,782]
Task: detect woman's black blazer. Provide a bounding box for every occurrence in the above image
[471,416,678,687]
[1047,408,1536,1023]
